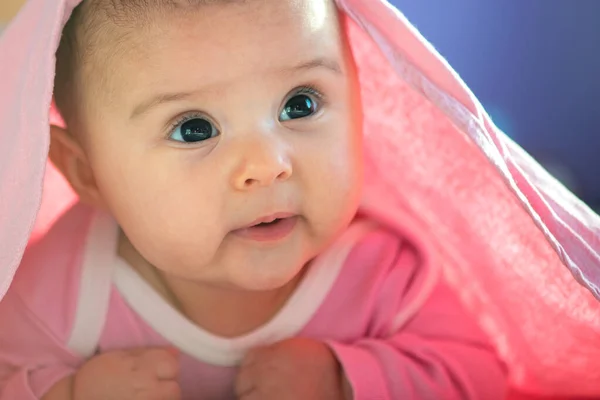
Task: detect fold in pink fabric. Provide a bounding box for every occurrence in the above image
[0,0,598,396]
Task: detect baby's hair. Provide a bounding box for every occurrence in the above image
[53,0,243,129]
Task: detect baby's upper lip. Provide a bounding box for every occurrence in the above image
[237,212,297,230]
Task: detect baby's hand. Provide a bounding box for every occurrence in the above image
[235,338,351,400]
[73,347,181,400]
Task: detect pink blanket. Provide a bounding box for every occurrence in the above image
[0,0,598,396]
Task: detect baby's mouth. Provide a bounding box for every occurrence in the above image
[232,214,298,242]
[255,219,281,227]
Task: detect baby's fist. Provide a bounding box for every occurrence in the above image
[73,347,181,400]
[235,338,349,400]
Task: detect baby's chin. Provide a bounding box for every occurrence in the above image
[152,243,312,293]
[222,219,356,292]
[229,257,309,293]
[142,211,352,292]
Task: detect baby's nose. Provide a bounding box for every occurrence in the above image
[231,139,292,191]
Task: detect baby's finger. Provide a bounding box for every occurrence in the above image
[240,345,271,367]
[155,380,182,400]
[135,348,180,380]
[237,390,260,400]
[234,364,258,398]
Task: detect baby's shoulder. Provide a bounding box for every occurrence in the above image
[334,220,435,304]
[8,203,96,335]
[306,221,434,336]
[341,222,421,279]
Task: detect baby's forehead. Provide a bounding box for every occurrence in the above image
[84,0,250,25]
[77,0,284,63]
[77,0,339,65]
[76,0,252,74]
[74,0,343,106]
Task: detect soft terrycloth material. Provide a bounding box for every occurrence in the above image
[0,0,598,397]
[0,208,507,399]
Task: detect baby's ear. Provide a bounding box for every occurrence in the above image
[49,124,107,210]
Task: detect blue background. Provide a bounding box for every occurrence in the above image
[390,1,600,209]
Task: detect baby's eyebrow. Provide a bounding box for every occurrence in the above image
[129,57,343,120]
[278,57,343,76]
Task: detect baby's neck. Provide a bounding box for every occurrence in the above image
[118,233,304,338]
[158,271,304,338]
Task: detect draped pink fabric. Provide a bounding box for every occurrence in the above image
[0,0,598,396]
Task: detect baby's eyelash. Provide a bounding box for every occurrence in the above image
[165,112,205,138]
[294,84,326,103]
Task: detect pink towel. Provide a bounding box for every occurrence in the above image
[0,0,598,396]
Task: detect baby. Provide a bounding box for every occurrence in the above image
[0,0,508,399]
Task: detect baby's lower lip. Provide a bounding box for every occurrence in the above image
[232,216,298,242]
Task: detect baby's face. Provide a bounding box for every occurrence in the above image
[78,0,363,290]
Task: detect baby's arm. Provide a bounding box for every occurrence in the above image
[0,287,180,400]
[327,233,509,399]
[41,377,73,400]
[0,288,79,400]
[42,348,180,400]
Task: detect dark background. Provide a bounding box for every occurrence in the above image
[391,0,600,210]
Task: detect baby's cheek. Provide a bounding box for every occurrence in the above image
[307,159,360,243]
[325,146,362,199]
[134,206,222,273]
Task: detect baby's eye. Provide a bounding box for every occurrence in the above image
[279,90,320,122]
[168,117,219,143]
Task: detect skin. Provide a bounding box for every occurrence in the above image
[48,0,361,398]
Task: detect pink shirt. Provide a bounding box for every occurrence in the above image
[0,204,507,399]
